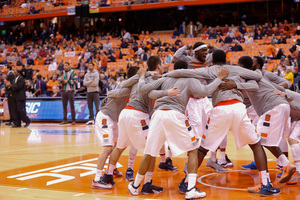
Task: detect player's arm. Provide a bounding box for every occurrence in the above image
[107,87,131,98]
[148,87,181,99]
[237,67,262,81]
[264,71,291,89]
[165,67,210,79]
[234,80,259,92]
[138,75,166,94]
[189,67,228,96]
[119,74,140,88]
[172,45,190,63]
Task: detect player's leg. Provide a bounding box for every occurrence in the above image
[259,104,295,183]
[158,144,178,171]
[126,146,138,181]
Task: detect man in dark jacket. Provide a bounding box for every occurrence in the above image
[4,65,15,125]
[11,70,31,128]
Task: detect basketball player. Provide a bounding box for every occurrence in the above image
[91,67,140,189]
[166,51,281,196]
[128,60,229,199]
[219,56,296,190]
[102,56,180,193]
[284,89,300,184]
[173,42,229,173]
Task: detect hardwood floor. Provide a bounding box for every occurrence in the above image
[0,123,298,200]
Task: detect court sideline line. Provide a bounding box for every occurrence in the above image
[0,142,98,154]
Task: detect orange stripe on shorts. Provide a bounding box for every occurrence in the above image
[191,136,196,141]
[103,134,109,138]
[261,133,268,137]
[202,135,206,140]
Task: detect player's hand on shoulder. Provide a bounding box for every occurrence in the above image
[152,73,162,79]
[218,67,229,80]
[186,44,193,50]
[219,79,237,91]
[137,67,147,77]
[167,87,181,96]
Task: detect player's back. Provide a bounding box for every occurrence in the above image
[285,90,300,120]
[127,72,154,114]
[154,77,210,114]
[247,70,288,116]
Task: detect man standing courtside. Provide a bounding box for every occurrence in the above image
[4,65,15,126]
[58,62,77,125]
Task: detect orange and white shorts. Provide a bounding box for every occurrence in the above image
[144,110,198,157]
[95,111,118,147]
[185,96,213,139]
[116,108,149,150]
[247,105,259,128]
[257,104,290,147]
[201,101,260,152]
[290,120,300,143]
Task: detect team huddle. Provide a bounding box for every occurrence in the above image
[91,42,300,199]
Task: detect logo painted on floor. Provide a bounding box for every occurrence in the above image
[0,154,122,191]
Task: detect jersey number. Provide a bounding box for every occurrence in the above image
[141,120,147,127]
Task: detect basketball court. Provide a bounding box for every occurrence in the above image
[0,123,299,200]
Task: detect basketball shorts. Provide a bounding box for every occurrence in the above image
[257,104,290,146]
[290,120,300,143]
[116,109,149,150]
[201,102,260,152]
[185,97,213,139]
[95,111,118,147]
[144,110,198,157]
[247,105,259,128]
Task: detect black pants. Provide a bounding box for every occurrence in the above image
[14,100,31,126]
[62,91,75,121]
[87,92,100,120]
[7,94,15,122]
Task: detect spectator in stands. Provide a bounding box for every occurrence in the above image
[216,35,223,44]
[27,56,34,65]
[76,70,87,96]
[120,39,129,48]
[52,86,61,97]
[254,30,263,40]
[274,48,286,60]
[25,65,33,80]
[231,40,243,51]
[103,39,112,52]
[100,51,108,72]
[108,76,118,91]
[122,29,131,41]
[48,59,57,71]
[44,55,51,65]
[196,21,203,36]
[83,63,99,125]
[99,73,108,95]
[34,74,47,97]
[266,42,275,58]
[258,51,267,63]
[164,51,173,64]
[46,74,59,96]
[172,27,180,39]
[295,25,300,35]
[224,32,232,44]
[179,21,186,37]
[59,62,77,125]
[284,66,294,86]
[277,34,287,44]
[272,64,282,77]
[186,21,196,38]
[219,41,228,51]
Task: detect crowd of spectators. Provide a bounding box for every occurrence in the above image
[0,18,299,99]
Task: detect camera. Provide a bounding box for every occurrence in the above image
[289,38,300,53]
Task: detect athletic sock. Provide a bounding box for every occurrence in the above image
[259,170,269,185]
[278,154,290,167]
[187,173,197,190]
[107,164,116,175]
[144,172,153,184]
[210,151,217,162]
[94,169,102,182]
[133,173,144,187]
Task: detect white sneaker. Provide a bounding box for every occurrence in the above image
[86,120,95,125]
[185,187,206,199]
[128,182,140,196]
